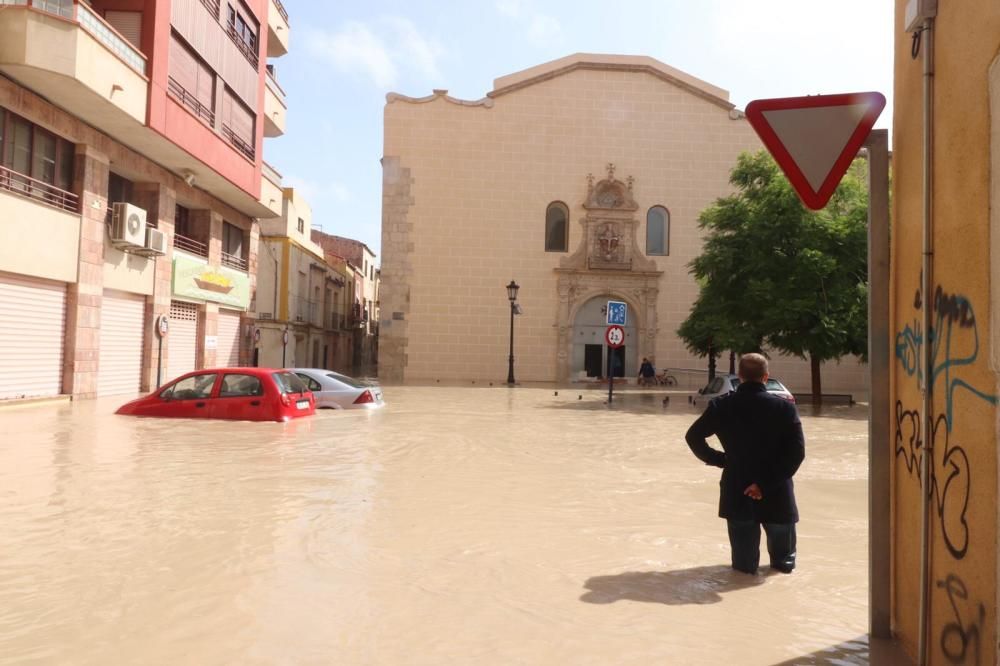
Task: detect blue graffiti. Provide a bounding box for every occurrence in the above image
[894,286,998,430]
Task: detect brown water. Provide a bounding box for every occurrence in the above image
[0,387,872,665]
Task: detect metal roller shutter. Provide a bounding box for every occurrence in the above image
[0,274,66,400]
[169,301,198,379]
[98,292,145,397]
[217,310,241,367]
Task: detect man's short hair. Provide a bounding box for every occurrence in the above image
[738,353,768,383]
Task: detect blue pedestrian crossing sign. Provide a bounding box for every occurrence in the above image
[606,300,627,326]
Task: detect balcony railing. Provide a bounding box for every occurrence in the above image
[76,2,147,75]
[173,233,208,258]
[264,67,286,105]
[2,0,147,75]
[0,165,79,213]
[167,77,215,127]
[225,21,259,69]
[262,161,282,186]
[221,124,255,161]
[221,251,248,272]
[273,0,288,24]
[197,0,220,19]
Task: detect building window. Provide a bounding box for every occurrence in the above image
[226,2,259,67]
[168,32,216,127]
[175,204,193,238]
[0,107,75,205]
[221,221,247,270]
[545,202,569,252]
[646,206,669,256]
[221,87,255,160]
[106,172,135,224]
[297,217,304,233]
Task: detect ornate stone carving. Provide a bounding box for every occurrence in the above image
[584,163,638,212]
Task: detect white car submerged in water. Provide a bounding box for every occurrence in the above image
[289,369,385,410]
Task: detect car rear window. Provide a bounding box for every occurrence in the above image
[273,372,308,394]
[220,374,264,397]
[765,379,784,390]
[326,373,366,389]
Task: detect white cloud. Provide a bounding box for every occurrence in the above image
[496,0,523,18]
[306,22,396,89]
[385,16,445,83]
[496,1,563,47]
[305,17,444,90]
[527,14,564,46]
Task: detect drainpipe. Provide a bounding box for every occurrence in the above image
[917,15,935,666]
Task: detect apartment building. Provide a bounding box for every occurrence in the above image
[0,0,291,400]
[256,188,355,372]
[311,230,379,376]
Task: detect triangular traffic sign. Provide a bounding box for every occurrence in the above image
[745,92,886,210]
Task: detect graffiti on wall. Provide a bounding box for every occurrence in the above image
[895,285,998,430]
[894,283,996,663]
[936,574,986,665]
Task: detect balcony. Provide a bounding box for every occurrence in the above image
[259,161,282,217]
[0,165,79,213]
[173,233,208,258]
[0,2,148,128]
[267,0,289,57]
[167,76,215,127]
[264,69,286,137]
[221,124,255,161]
[221,250,248,272]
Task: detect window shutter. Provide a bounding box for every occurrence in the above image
[105,11,142,49]
[169,34,198,95]
[224,89,254,144]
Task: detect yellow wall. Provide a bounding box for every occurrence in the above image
[0,194,80,283]
[891,1,999,661]
[102,244,155,296]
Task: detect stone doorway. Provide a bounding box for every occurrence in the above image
[553,164,664,383]
[571,296,637,380]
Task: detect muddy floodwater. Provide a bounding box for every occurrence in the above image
[0,387,874,665]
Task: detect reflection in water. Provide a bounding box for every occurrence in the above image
[0,388,870,665]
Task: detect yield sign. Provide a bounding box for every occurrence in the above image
[745,92,886,210]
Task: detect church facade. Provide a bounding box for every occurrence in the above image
[378,54,866,392]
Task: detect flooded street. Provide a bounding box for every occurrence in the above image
[0,387,871,665]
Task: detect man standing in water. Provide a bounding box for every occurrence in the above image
[684,353,805,574]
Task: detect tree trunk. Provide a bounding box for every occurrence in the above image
[729,351,736,375]
[810,354,822,406]
[708,351,717,381]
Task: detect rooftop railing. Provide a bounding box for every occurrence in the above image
[0,165,79,213]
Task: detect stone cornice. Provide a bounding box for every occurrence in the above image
[489,61,736,112]
[386,89,495,108]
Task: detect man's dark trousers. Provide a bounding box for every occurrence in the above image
[727,520,796,574]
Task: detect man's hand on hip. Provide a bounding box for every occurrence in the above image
[744,483,763,500]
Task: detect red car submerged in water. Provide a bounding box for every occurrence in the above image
[116,368,315,422]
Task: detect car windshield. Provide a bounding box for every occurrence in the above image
[273,372,308,394]
[326,373,367,389]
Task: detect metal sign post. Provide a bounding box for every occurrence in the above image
[282,329,289,368]
[155,315,169,388]
[605,324,625,403]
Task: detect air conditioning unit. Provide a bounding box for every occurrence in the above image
[110,203,147,249]
[136,227,166,257]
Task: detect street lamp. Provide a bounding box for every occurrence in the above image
[506,280,520,385]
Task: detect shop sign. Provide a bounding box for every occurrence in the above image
[172,254,250,309]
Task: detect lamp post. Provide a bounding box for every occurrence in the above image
[506,280,520,385]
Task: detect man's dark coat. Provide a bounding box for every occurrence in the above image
[685,382,805,523]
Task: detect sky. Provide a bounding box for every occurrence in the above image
[265,0,895,262]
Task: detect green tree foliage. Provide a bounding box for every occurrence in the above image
[677,151,869,403]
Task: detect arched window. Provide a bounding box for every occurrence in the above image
[545,202,569,252]
[646,206,669,256]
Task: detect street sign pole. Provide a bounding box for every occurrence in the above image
[604,324,625,404]
[607,346,613,404]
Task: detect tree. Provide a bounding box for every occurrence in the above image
[678,151,868,404]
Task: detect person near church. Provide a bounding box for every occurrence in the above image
[683,353,805,574]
